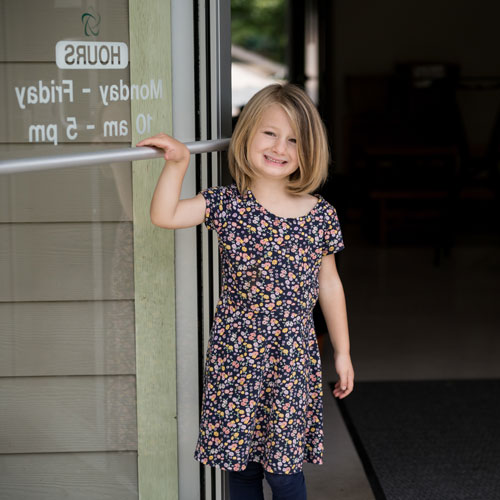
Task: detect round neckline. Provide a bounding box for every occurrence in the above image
[247,188,322,221]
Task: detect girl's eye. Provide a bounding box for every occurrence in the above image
[264,131,275,137]
[289,138,297,144]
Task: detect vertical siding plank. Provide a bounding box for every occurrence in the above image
[129,0,178,498]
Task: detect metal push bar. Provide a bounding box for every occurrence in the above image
[0,138,231,175]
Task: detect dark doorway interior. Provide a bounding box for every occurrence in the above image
[287,1,500,374]
[294,4,500,498]
[232,3,500,496]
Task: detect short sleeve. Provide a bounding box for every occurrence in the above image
[323,205,345,255]
[199,185,230,232]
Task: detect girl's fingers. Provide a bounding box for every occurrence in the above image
[136,133,171,148]
[333,372,354,399]
[136,134,190,164]
[136,138,167,148]
[340,374,348,391]
[136,140,171,161]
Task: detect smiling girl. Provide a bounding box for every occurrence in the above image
[137,83,353,500]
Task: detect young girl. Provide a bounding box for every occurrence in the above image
[137,83,354,500]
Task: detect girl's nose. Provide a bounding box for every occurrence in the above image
[273,137,287,155]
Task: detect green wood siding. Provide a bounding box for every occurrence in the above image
[129,0,178,498]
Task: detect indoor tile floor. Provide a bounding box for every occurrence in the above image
[265,241,500,499]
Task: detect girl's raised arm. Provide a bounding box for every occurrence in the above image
[137,133,206,229]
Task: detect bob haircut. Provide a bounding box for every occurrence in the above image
[229,83,330,196]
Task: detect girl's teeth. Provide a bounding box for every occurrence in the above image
[266,155,285,164]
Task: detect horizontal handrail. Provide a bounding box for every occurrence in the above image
[0,138,231,175]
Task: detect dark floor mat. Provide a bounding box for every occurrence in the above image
[333,379,500,500]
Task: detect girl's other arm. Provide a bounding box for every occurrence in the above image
[136,133,206,229]
[318,253,354,399]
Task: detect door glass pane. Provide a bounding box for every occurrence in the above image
[0,1,138,498]
[231,0,288,116]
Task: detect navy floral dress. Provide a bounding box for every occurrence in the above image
[194,184,344,474]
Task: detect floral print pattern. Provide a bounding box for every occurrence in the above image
[194,184,344,474]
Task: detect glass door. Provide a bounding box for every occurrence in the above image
[0,1,232,499]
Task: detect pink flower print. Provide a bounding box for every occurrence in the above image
[194,185,343,473]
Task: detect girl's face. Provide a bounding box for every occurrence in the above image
[248,104,299,183]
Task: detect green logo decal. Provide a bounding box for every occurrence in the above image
[82,8,101,37]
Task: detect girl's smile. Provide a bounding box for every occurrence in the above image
[264,154,287,165]
[248,104,299,180]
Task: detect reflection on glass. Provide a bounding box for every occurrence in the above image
[231,0,288,116]
[0,1,138,497]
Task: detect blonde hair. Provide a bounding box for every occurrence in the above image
[229,83,330,196]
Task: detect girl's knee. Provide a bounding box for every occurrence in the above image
[264,470,307,499]
[230,461,264,482]
[228,462,265,500]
